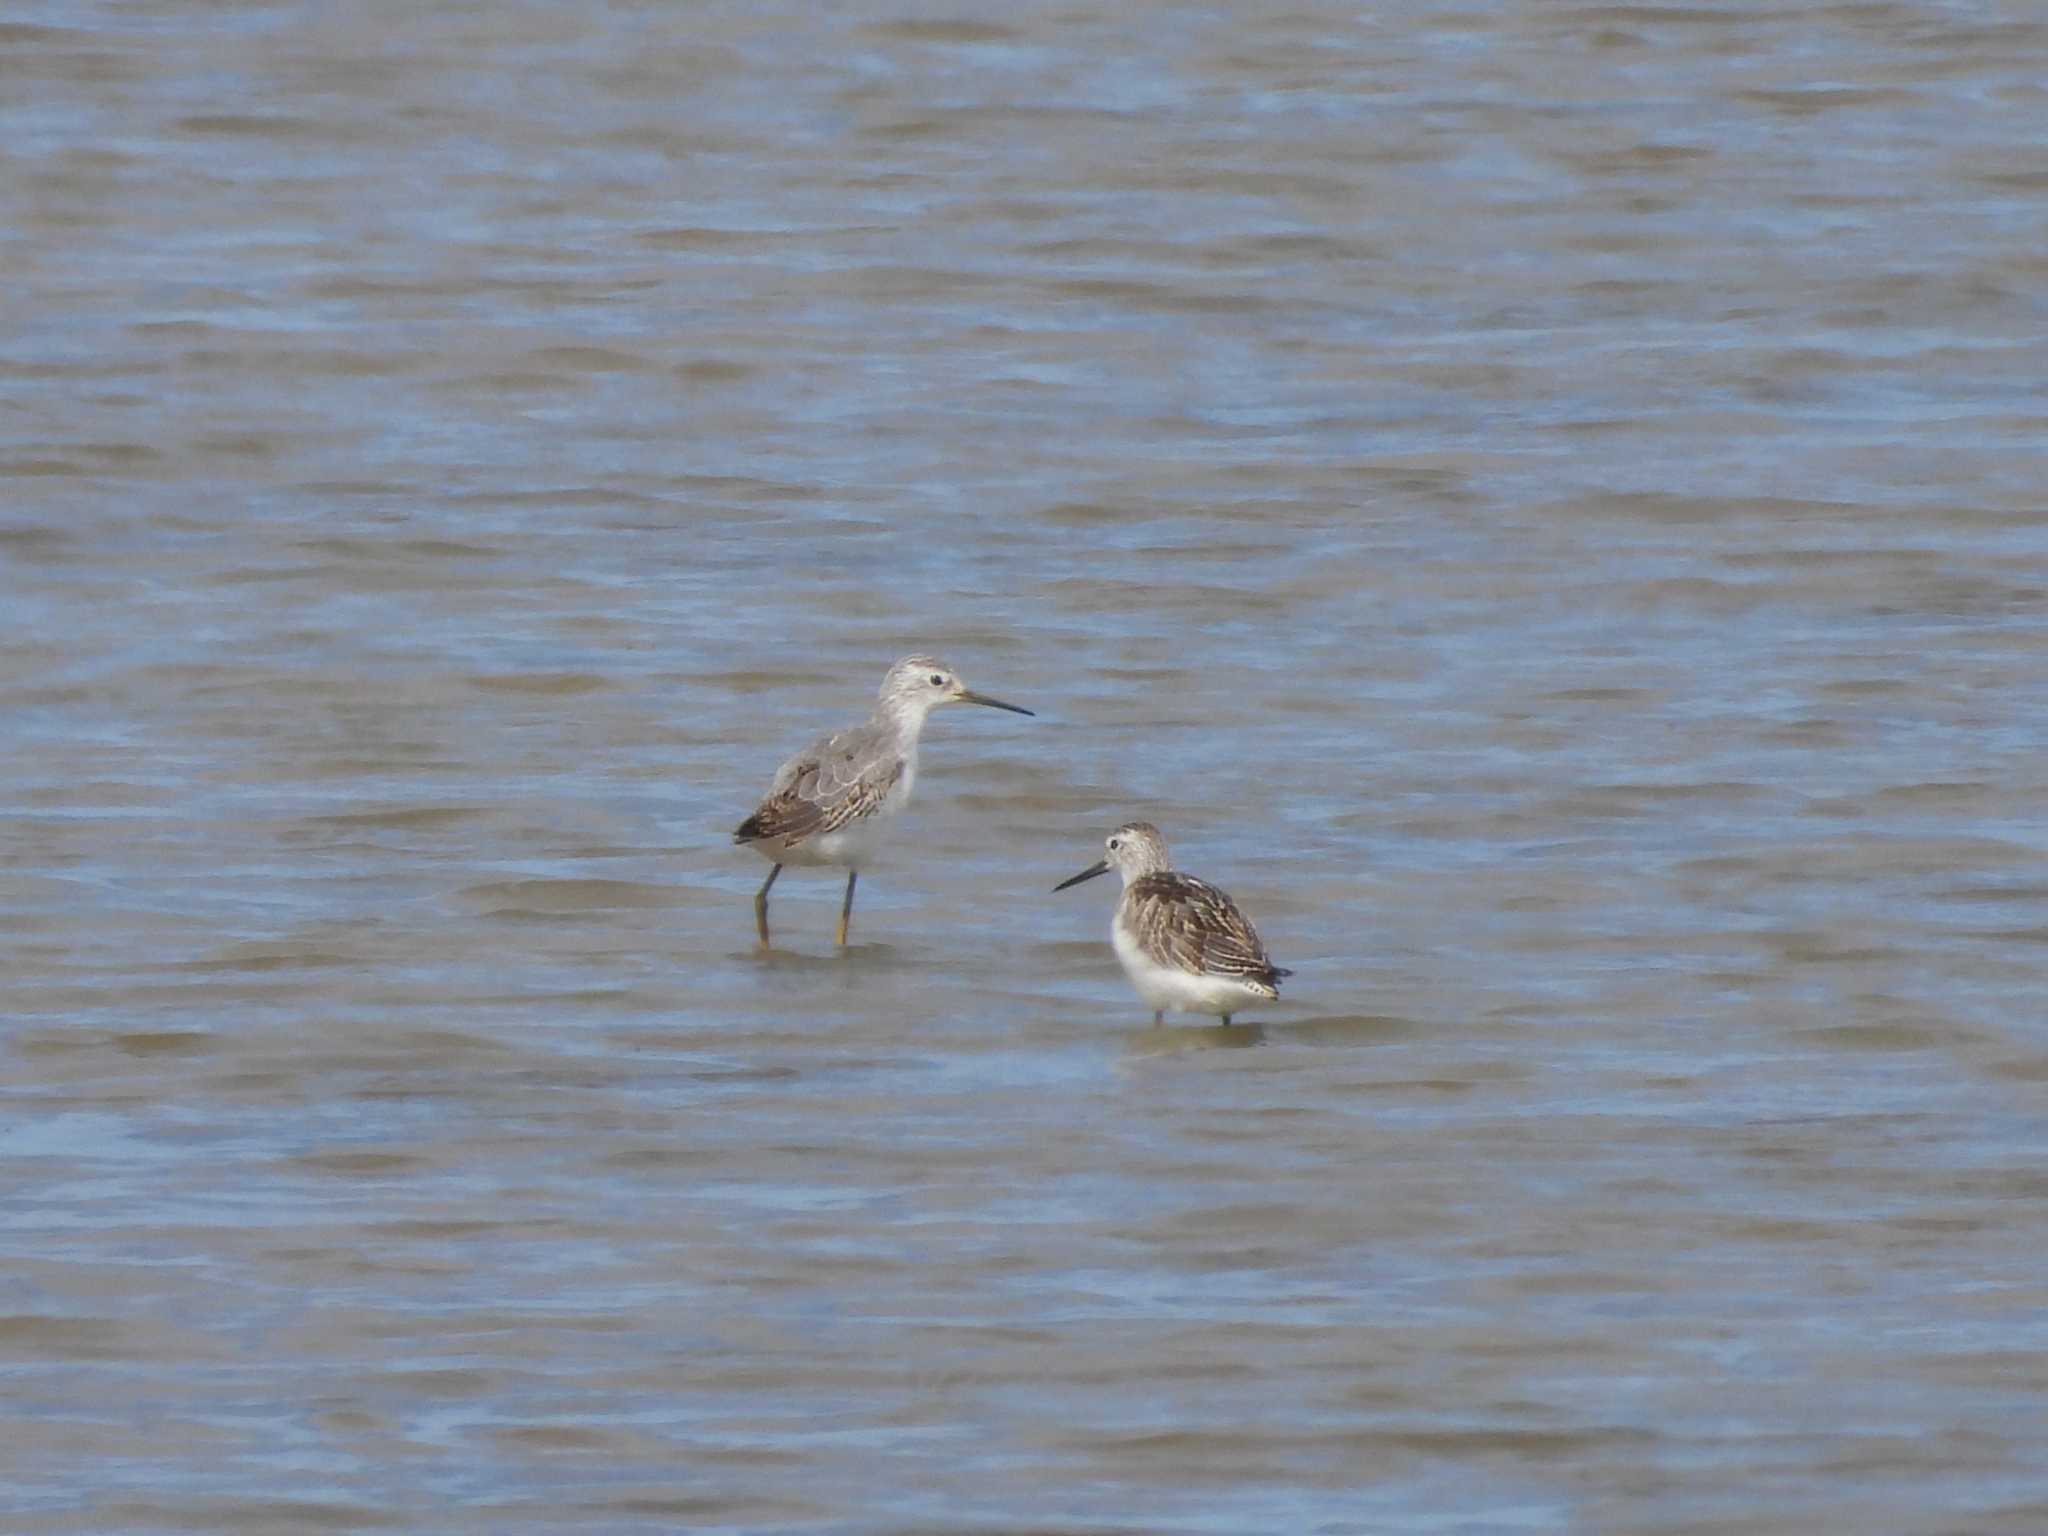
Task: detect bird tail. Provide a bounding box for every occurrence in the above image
[733,814,765,844]
[1270,966,1294,980]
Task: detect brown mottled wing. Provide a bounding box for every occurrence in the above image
[733,721,901,849]
[1125,872,1289,989]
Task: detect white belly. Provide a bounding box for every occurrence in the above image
[1111,915,1270,1019]
[778,813,889,869]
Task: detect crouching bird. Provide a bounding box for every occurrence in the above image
[1056,821,1291,1025]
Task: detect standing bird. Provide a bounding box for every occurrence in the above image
[1055,821,1291,1026]
[734,656,1033,947]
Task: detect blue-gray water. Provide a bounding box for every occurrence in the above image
[5,2,2048,1531]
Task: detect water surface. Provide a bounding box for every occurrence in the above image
[5,2,2048,1530]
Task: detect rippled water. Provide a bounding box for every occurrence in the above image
[6,2,2048,1530]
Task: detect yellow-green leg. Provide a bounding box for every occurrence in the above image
[754,864,781,948]
[835,871,858,948]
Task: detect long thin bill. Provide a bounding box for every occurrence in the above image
[1054,860,1111,892]
[958,689,1034,716]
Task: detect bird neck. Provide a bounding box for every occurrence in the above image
[1119,854,1170,886]
[874,695,934,741]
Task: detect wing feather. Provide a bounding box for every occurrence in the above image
[734,722,901,848]
[1124,872,1287,993]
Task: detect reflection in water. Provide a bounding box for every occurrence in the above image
[4,1,2047,1530]
[741,940,912,971]
[1278,1014,1428,1049]
[1124,1021,1269,1057]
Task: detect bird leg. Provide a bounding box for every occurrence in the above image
[1220,1014,1232,1027]
[754,864,781,948]
[836,870,858,948]
[1154,1010,1164,1027]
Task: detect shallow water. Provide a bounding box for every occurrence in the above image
[5,1,2048,1530]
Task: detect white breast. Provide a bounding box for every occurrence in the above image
[1110,909,1267,1019]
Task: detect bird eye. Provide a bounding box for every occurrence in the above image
[1108,838,1120,850]
[929,674,945,687]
